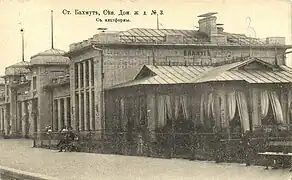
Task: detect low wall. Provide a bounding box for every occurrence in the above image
[33,131,280,166]
[0,165,59,180]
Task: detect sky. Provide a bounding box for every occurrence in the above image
[0,0,291,75]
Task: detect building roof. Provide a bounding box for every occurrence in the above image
[109,65,212,89]
[119,28,209,44]
[108,57,292,90]
[30,48,66,58]
[7,61,31,68]
[30,48,69,65]
[118,28,267,46]
[5,61,31,76]
[193,58,292,84]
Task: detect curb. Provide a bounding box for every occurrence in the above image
[0,165,59,180]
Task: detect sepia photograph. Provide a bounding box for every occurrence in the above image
[0,0,291,179]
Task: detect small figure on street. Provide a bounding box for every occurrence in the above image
[57,126,69,152]
[46,126,52,135]
[7,124,11,136]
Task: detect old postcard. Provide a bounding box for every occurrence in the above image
[0,0,291,179]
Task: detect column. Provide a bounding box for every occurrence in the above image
[53,100,57,131]
[78,63,82,131]
[251,88,260,129]
[27,101,33,137]
[10,88,17,135]
[0,109,2,132]
[21,102,26,137]
[4,108,7,135]
[70,62,77,130]
[288,88,292,124]
[57,99,62,131]
[214,93,221,131]
[147,94,156,131]
[83,62,88,130]
[64,97,68,127]
[220,92,227,130]
[89,60,93,130]
[280,89,287,124]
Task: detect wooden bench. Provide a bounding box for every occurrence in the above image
[258,152,292,170]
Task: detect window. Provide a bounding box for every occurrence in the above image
[91,59,94,86]
[75,63,79,89]
[75,93,79,130]
[91,91,95,130]
[80,64,84,87]
[85,61,89,87]
[32,77,37,90]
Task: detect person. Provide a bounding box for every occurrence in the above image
[46,126,52,135]
[57,126,69,152]
[7,124,11,136]
[66,127,77,152]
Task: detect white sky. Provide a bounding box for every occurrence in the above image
[0,0,291,75]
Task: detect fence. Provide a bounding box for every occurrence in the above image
[32,129,292,165]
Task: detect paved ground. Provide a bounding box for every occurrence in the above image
[0,139,291,180]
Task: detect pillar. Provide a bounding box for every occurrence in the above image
[21,101,26,137]
[57,99,62,131]
[0,108,2,132]
[214,93,221,131]
[147,94,156,141]
[53,100,57,131]
[220,91,227,130]
[280,88,287,124]
[70,61,76,130]
[288,88,292,124]
[251,88,260,129]
[78,63,82,131]
[27,101,34,137]
[9,88,17,135]
[89,60,93,130]
[64,97,68,127]
[83,62,88,130]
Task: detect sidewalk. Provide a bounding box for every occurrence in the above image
[0,139,291,180]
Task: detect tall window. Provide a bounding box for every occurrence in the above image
[75,63,79,89]
[54,99,58,131]
[67,97,71,128]
[80,64,84,87]
[32,77,37,90]
[91,59,94,86]
[85,61,90,87]
[80,93,84,130]
[86,91,90,129]
[75,93,79,130]
[61,99,65,128]
[91,90,95,130]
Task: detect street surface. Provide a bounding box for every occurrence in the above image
[0,139,290,180]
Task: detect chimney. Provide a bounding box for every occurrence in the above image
[198,12,218,36]
[217,24,224,33]
[198,12,227,44]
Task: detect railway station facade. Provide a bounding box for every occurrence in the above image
[0,12,291,138]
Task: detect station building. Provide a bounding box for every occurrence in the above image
[0,48,70,137]
[0,12,291,138]
[67,12,291,135]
